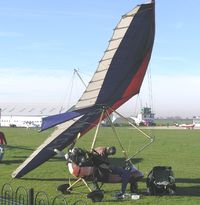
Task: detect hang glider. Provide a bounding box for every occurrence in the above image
[12,0,155,178]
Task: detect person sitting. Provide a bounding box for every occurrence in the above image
[93,146,116,158]
[91,146,143,198]
[91,146,116,167]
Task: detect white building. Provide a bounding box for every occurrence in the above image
[0,105,62,128]
[130,107,155,126]
[0,115,43,128]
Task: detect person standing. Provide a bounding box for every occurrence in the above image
[0,131,7,162]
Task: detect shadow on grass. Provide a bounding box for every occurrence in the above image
[6,145,34,151]
[175,185,200,196]
[21,177,68,182]
[140,178,200,197]
[9,156,66,162]
[2,159,24,164]
[109,157,143,167]
[175,178,200,196]
[11,156,143,164]
[11,156,30,159]
[176,178,200,184]
[49,157,66,161]
[19,177,200,198]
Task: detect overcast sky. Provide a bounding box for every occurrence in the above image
[0,0,200,118]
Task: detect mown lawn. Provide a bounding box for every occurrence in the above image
[0,127,200,204]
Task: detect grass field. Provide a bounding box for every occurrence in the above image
[1,127,200,204]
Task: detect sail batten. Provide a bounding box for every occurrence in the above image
[95,69,108,75]
[82,87,102,94]
[109,37,123,42]
[105,47,118,52]
[100,57,113,62]
[90,79,104,83]
[114,26,129,30]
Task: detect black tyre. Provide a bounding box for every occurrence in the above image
[57,183,72,194]
[87,190,104,202]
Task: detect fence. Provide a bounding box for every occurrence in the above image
[0,183,88,205]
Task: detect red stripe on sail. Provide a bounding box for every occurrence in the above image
[109,51,152,111]
[122,51,151,99]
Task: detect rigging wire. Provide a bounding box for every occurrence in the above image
[59,71,75,113]
[146,63,155,137]
[74,69,87,88]
[105,109,128,159]
[133,94,139,117]
[66,71,76,110]
[59,69,87,113]
[108,107,154,161]
[147,65,154,112]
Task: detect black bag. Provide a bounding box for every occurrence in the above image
[146,166,176,195]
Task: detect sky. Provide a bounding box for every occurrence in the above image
[0,0,200,118]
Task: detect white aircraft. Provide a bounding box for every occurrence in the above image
[174,123,195,129]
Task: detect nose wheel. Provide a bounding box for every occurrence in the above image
[57,183,72,194]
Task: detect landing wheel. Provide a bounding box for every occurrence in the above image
[87,190,104,202]
[57,184,72,195]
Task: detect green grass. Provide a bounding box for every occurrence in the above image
[1,127,200,204]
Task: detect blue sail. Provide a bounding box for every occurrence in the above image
[41,107,92,131]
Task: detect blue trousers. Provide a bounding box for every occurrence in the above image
[110,166,132,194]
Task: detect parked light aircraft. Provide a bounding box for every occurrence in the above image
[174,123,195,129]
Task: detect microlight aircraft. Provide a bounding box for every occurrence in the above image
[12,0,156,199]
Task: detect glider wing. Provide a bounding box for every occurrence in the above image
[12,1,155,178]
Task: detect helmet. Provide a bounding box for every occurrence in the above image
[68,147,81,163]
[78,155,87,166]
[71,147,79,156]
[105,146,116,156]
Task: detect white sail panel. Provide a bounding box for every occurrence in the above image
[92,70,108,81]
[126,6,140,16]
[108,39,122,50]
[76,98,96,108]
[97,59,111,71]
[79,89,100,101]
[118,16,133,28]
[112,27,128,40]
[102,49,117,61]
[86,80,103,92]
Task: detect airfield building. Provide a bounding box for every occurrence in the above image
[0,106,61,128]
[131,107,155,126]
